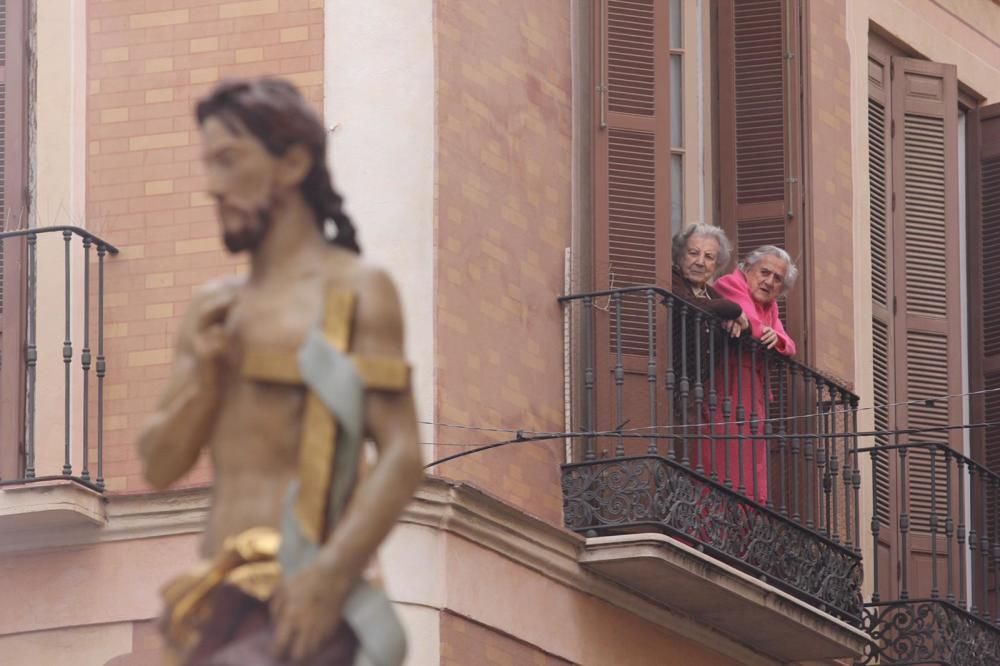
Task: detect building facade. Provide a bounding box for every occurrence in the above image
[1,0,999,664]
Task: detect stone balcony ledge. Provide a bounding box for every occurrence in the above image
[581,533,871,663]
[0,479,108,541]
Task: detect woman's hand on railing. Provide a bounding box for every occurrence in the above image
[759,326,779,349]
[721,313,750,338]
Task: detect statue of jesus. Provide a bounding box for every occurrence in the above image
[137,77,423,666]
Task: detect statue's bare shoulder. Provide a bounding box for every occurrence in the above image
[325,252,405,359]
[353,265,405,358]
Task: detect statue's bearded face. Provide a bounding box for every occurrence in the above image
[200,116,278,254]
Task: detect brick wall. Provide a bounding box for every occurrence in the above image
[441,611,575,666]
[432,0,573,525]
[806,0,856,386]
[86,0,324,490]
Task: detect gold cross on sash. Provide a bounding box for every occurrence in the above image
[240,288,409,544]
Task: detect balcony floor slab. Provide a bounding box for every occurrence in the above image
[0,479,107,538]
[581,533,870,662]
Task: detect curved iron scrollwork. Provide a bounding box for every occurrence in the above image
[562,456,863,623]
[857,600,1000,665]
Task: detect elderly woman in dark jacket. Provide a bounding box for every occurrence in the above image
[671,223,748,343]
[670,224,748,451]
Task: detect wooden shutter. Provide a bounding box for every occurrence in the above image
[716,0,803,330]
[882,57,960,602]
[867,50,960,601]
[891,58,961,536]
[969,102,1000,526]
[593,0,672,442]
[980,106,1000,477]
[868,53,894,531]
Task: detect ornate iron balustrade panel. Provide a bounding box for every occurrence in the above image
[563,455,863,623]
[858,600,1000,665]
[857,442,1000,664]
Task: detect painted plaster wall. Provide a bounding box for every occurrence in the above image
[85,0,325,491]
[805,0,855,387]
[323,0,436,456]
[441,611,575,665]
[0,534,200,637]
[431,0,573,526]
[32,0,88,478]
[0,621,133,666]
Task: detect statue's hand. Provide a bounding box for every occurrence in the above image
[271,560,351,661]
[189,288,236,393]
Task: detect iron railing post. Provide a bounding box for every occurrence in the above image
[984,467,992,622]
[693,311,704,474]
[583,296,594,461]
[664,296,676,461]
[23,233,37,479]
[646,290,657,454]
[946,449,955,603]
[899,445,910,601]
[96,243,108,490]
[679,304,689,466]
[736,338,746,496]
[851,398,861,556]
[930,445,939,599]
[81,237,92,482]
[708,324,718,482]
[959,456,968,611]
[62,229,73,476]
[870,448,881,604]
[613,292,624,457]
[778,362,788,516]
[750,345,759,502]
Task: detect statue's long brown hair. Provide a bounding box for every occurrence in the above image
[195,78,360,254]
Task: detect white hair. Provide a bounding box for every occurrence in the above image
[739,245,799,291]
[671,223,732,277]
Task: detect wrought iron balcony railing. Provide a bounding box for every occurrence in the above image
[0,226,119,491]
[559,285,864,623]
[859,442,1000,665]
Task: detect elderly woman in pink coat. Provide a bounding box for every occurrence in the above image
[701,246,797,504]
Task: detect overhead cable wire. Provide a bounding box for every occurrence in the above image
[414,385,1000,441]
[422,420,1000,469]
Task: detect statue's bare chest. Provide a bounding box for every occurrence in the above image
[225,279,329,357]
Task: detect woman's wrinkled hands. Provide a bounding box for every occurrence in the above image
[722,313,750,338]
[759,325,779,349]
